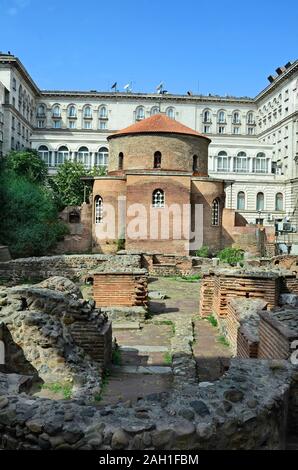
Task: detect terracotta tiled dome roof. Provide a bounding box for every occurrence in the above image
[108,113,210,141]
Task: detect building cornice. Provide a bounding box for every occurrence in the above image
[0,55,40,95]
[256,110,298,138]
[126,170,192,176]
[39,90,254,105]
[3,104,34,129]
[255,61,298,102]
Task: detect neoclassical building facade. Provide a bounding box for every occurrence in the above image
[0,53,297,229]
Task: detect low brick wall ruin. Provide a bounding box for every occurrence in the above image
[199,269,279,318]
[92,270,148,308]
[199,274,215,317]
[223,298,267,358]
[142,254,194,276]
[258,309,298,360]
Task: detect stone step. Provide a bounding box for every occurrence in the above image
[112,365,172,375]
[120,345,168,353]
[112,322,141,330]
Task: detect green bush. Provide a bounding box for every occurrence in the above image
[49,160,91,210]
[195,245,209,257]
[0,172,68,258]
[217,247,244,266]
[6,150,48,184]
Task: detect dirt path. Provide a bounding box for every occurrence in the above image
[99,277,232,406]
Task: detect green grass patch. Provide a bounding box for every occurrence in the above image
[153,319,175,334]
[206,314,218,327]
[42,382,72,399]
[167,274,201,282]
[217,335,230,347]
[163,351,172,365]
[112,348,122,366]
[94,369,110,402]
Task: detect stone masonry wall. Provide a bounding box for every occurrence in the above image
[0,360,295,450]
[0,254,142,285]
[0,278,112,399]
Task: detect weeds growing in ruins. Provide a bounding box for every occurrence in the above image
[217,247,244,266]
[217,335,230,347]
[195,245,209,257]
[112,348,122,366]
[94,369,110,402]
[153,319,175,334]
[163,351,172,365]
[206,315,218,327]
[168,274,201,282]
[41,382,72,399]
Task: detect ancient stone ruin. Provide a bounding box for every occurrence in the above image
[0,276,112,401]
[0,254,298,450]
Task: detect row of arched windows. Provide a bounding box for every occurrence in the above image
[216,151,268,173]
[203,110,255,124]
[236,192,284,211]
[115,151,200,171]
[37,104,176,121]
[37,145,108,167]
[95,193,220,225]
[135,106,175,120]
[37,103,109,119]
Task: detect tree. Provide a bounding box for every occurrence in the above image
[49,160,105,209]
[6,149,48,184]
[0,171,68,258]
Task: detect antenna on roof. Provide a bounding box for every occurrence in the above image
[124,82,132,92]
[111,82,118,92]
[156,82,164,94]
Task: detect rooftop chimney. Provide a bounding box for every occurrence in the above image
[267,75,275,83]
[276,66,286,75]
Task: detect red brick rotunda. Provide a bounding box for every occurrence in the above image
[92,113,226,255]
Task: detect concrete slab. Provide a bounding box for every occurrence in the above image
[113,365,172,375]
[112,322,141,330]
[120,345,168,353]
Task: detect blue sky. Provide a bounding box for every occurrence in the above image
[0,0,297,97]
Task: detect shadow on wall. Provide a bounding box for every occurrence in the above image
[0,323,42,389]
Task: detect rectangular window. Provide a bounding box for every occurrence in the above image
[69,120,76,129]
[99,120,107,130]
[37,120,45,128]
[248,127,254,135]
[218,126,225,134]
[84,120,91,129]
[53,120,61,129]
[204,125,210,133]
[217,156,229,172]
[233,127,239,134]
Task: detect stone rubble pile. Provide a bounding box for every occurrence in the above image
[0,277,110,400]
[0,359,295,450]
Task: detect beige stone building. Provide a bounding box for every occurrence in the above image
[0,52,297,234]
